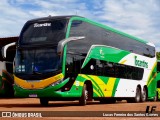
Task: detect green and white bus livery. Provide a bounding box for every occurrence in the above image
[156,60,160,101]
[3,16,156,105]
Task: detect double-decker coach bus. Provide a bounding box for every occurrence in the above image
[3,16,157,105]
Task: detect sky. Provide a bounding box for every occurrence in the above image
[0,0,160,51]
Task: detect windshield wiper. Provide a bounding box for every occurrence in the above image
[33,71,42,75]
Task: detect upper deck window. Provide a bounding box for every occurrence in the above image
[68,20,155,58]
[20,19,68,45]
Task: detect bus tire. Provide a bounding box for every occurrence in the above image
[127,87,141,103]
[40,98,49,106]
[153,92,158,102]
[79,84,88,106]
[141,87,147,102]
[157,92,159,101]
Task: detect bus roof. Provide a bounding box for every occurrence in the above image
[27,15,80,23]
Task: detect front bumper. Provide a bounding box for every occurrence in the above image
[14,78,82,98]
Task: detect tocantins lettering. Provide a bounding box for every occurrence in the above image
[135,56,148,68]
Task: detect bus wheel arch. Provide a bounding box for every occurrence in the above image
[79,80,93,106]
[153,91,158,101]
[84,80,93,101]
[127,85,141,103]
[135,85,141,102]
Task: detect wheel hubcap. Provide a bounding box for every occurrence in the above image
[136,89,140,102]
[85,90,88,100]
[142,90,146,101]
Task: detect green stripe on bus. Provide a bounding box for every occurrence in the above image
[86,75,105,97]
[112,78,120,97]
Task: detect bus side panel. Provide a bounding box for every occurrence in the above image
[157,72,160,100]
[119,52,157,100]
[77,74,121,98]
[79,46,157,99]
[114,79,139,97]
[147,63,157,99]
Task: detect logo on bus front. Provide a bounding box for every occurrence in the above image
[135,56,148,68]
[34,23,51,27]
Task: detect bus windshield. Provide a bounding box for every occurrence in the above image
[15,47,60,75]
[20,19,67,45]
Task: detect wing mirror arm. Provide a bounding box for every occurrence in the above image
[57,36,85,56]
[2,42,16,59]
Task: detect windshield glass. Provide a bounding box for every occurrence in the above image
[20,19,67,45]
[15,47,61,75]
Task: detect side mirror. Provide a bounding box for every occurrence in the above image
[2,42,16,59]
[57,36,85,55]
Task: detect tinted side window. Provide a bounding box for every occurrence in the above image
[81,59,144,80]
[101,30,155,58]
[68,20,155,57]
[21,19,67,45]
[68,20,102,53]
[101,60,143,80]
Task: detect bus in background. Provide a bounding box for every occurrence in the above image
[156,60,160,101]
[2,16,156,105]
[0,37,17,97]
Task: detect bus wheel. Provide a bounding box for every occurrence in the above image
[79,84,88,106]
[40,98,49,106]
[127,87,141,103]
[157,92,159,101]
[141,87,147,102]
[153,92,158,102]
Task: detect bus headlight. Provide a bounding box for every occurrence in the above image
[51,79,63,86]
